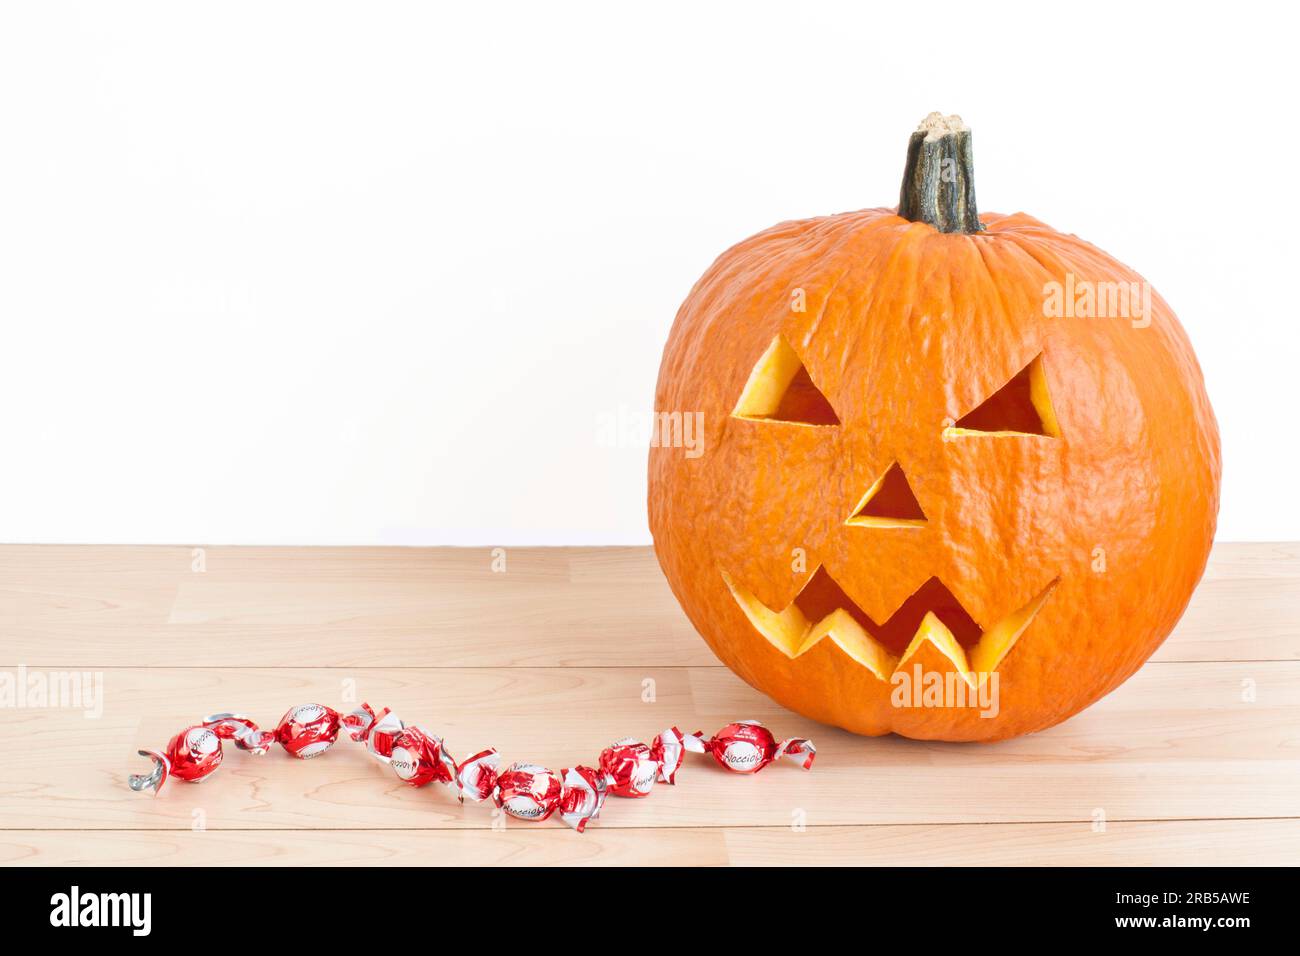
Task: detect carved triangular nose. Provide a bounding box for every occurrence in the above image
[847,461,926,527]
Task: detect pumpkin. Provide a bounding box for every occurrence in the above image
[648,114,1220,741]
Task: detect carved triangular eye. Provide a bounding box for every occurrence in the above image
[732,336,839,426]
[847,461,926,527]
[945,354,1061,438]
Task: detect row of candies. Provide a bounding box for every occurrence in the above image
[128,703,815,832]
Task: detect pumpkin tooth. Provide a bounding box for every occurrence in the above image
[722,568,1057,686]
[720,569,811,658]
[799,608,898,681]
[966,578,1060,683]
[896,612,976,688]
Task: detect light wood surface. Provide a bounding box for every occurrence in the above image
[0,543,1296,866]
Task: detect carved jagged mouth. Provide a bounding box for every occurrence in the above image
[721,567,1058,688]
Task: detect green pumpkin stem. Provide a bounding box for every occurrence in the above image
[898,113,983,234]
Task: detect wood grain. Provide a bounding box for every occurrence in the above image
[0,543,1296,865]
[7,820,1297,867]
[1,543,1294,667]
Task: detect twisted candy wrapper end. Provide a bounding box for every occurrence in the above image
[559,766,608,833]
[340,703,377,742]
[652,727,686,784]
[342,703,404,760]
[127,749,170,794]
[202,713,274,755]
[456,748,501,804]
[774,737,816,771]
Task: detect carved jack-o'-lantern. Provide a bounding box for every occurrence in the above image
[648,115,1220,741]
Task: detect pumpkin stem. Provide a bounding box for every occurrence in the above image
[898,113,983,234]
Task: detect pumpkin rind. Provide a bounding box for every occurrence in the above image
[648,143,1220,741]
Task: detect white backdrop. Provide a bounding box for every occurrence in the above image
[0,2,1292,544]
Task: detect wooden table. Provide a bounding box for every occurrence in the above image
[0,543,1296,866]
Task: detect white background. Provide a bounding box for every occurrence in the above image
[0,2,1292,545]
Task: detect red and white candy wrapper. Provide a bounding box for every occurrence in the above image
[458,750,610,831]
[457,751,564,820]
[128,714,273,794]
[599,726,685,797]
[599,737,659,798]
[341,703,404,759]
[456,748,501,804]
[494,762,564,821]
[344,705,458,792]
[129,702,814,830]
[651,727,686,784]
[684,720,816,774]
[202,713,274,754]
[127,727,216,794]
[559,766,608,833]
[274,703,341,759]
[388,726,458,788]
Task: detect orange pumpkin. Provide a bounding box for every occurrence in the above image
[648,114,1220,741]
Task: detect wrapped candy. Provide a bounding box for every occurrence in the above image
[684,720,816,774]
[274,703,341,759]
[127,727,217,793]
[128,701,814,831]
[599,738,658,797]
[599,727,685,797]
[495,763,564,821]
[388,726,457,788]
[457,751,608,830]
[344,704,458,792]
[127,713,272,794]
[456,751,563,822]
